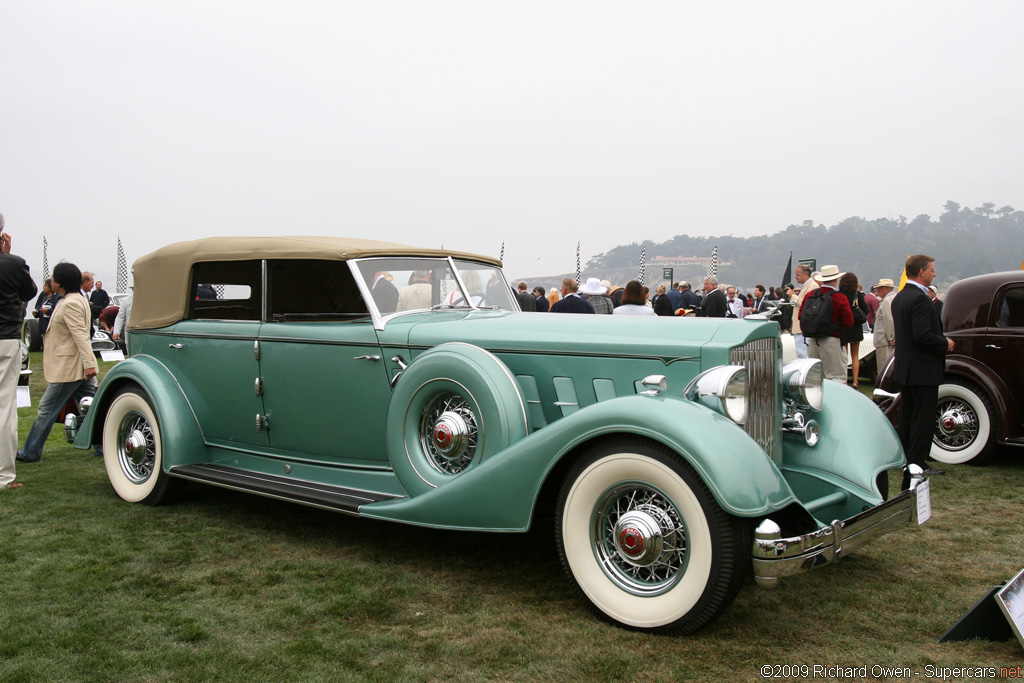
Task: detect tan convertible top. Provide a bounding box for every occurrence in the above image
[130,236,502,330]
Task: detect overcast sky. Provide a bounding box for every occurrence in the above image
[3,1,1022,287]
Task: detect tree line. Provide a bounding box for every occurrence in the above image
[582,201,1024,291]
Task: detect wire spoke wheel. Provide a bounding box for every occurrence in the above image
[933,397,979,451]
[929,380,995,465]
[103,386,181,505]
[556,438,749,634]
[420,392,479,474]
[593,483,688,596]
[117,410,157,484]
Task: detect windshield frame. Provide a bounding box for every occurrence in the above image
[350,256,519,329]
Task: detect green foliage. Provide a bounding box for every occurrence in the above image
[586,202,1024,290]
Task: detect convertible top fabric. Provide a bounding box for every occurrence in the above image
[129,236,502,329]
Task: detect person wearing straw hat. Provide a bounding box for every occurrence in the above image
[872,278,897,369]
[798,264,854,383]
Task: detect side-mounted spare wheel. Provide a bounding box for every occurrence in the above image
[930,378,996,465]
[556,438,750,634]
[103,385,183,505]
[387,343,528,497]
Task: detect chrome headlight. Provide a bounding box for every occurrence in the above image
[685,365,748,425]
[783,358,823,411]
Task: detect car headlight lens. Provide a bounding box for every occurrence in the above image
[783,358,824,411]
[685,365,748,425]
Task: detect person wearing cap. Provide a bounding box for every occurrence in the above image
[791,264,818,358]
[578,277,613,314]
[798,265,854,383]
[677,281,700,312]
[550,278,595,314]
[872,278,897,369]
[891,254,954,484]
[863,283,880,331]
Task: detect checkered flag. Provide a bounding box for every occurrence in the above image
[116,236,129,293]
[638,244,647,286]
[42,236,50,280]
[499,242,504,262]
[705,246,719,279]
[575,242,581,286]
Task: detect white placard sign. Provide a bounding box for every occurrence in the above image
[100,350,125,362]
[16,385,31,408]
[997,567,1024,650]
[916,478,931,524]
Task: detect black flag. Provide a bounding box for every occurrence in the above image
[781,252,792,288]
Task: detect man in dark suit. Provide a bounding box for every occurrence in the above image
[892,254,955,487]
[516,282,536,311]
[750,284,769,314]
[532,286,549,312]
[371,272,399,314]
[697,276,727,318]
[550,278,595,314]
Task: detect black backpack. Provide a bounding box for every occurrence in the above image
[800,289,836,338]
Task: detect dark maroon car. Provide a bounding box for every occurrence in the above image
[875,270,1024,464]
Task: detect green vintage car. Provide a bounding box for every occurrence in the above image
[68,237,929,634]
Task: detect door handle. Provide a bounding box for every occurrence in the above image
[354,355,381,361]
[168,343,183,349]
[985,344,1001,350]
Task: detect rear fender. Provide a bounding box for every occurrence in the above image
[945,356,1018,443]
[73,355,206,469]
[362,394,797,531]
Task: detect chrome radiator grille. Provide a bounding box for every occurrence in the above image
[730,337,782,464]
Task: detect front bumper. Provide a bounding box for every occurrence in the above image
[752,468,928,588]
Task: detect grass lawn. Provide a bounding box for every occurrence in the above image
[1,354,1021,681]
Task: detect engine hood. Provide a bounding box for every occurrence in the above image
[378,309,779,362]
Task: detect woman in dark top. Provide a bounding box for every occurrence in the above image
[652,284,674,316]
[839,272,869,387]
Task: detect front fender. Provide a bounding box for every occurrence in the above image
[73,355,206,469]
[362,394,797,531]
[783,381,904,501]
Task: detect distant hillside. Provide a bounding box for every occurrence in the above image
[514,201,1024,295]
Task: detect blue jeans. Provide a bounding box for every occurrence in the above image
[18,378,98,462]
[794,333,809,359]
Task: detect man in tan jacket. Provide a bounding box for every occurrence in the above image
[791,264,818,359]
[872,278,897,370]
[17,262,98,463]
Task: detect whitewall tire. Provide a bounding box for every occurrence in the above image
[555,438,749,634]
[930,380,995,465]
[103,387,180,505]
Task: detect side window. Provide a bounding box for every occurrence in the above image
[189,260,262,321]
[996,287,1024,328]
[268,260,369,321]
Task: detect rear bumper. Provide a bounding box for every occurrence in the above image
[752,469,927,588]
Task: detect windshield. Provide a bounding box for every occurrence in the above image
[355,257,517,316]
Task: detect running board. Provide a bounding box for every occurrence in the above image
[169,463,403,515]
